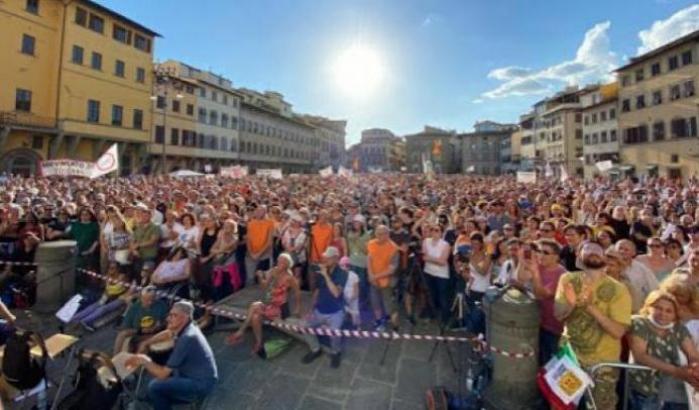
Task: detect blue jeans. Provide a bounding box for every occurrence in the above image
[424,274,450,325]
[71,298,125,326]
[148,376,215,410]
[303,309,345,354]
[629,390,688,410]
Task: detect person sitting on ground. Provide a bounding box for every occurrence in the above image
[113,286,169,354]
[628,290,699,409]
[69,262,132,332]
[126,301,218,410]
[225,253,301,356]
[300,246,348,368]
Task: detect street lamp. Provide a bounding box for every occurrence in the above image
[151,65,183,174]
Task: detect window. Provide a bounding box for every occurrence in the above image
[650,62,661,76]
[221,114,229,128]
[683,80,695,98]
[682,50,693,66]
[636,95,645,109]
[115,60,125,77]
[575,113,582,123]
[635,68,644,82]
[155,126,165,144]
[575,129,582,140]
[670,84,681,101]
[624,125,648,144]
[609,108,616,120]
[185,85,194,94]
[600,111,607,122]
[21,34,35,55]
[198,108,206,123]
[610,129,617,142]
[112,25,130,44]
[87,100,100,122]
[592,133,598,144]
[136,67,145,83]
[600,131,608,143]
[584,134,590,145]
[186,104,194,116]
[653,121,665,141]
[88,14,104,33]
[134,34,150,52]
[15,89,32,112]
[220,137,228,151]
[621,75,630,87]
[91,52,102,70]
[209,111,218,126]
[26,0,39,13]
[222,95,228,105]
[170,128,179,146]
[591,113,597,123]
[156,96,165,109]
[231,116,238,129]
[172,100,180,113]
[671,154,679,164]
[652,90,662,105]
[622,99,630,112]
[669,55,679,71]
[199,88,206,98]
[32,136,43,150]
[75,7,87,26]
[71,45,83,64]
[133,109,143,129]
[111,105,123,126]
[211,91,218,102]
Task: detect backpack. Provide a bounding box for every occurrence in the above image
[2,329,47,391]
[56,350,122,410]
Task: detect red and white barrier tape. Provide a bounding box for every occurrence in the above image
[76,267,534,358]
[0,260,38,267]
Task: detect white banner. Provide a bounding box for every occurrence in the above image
[41,160,95,178]
[91,143,119,179]
[256,168,283,179]
[516,171,537,184]
[368,166,383,174]
[544,162,554,178]
[595,160,614,172]
[220,165,248,178]
[319,166,333,178]
[560,165,569,182]
[338,166,353,178]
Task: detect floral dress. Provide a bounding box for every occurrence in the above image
[261,273,290,320]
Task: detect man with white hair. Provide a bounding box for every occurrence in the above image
[126,301,218,410]
[614,239,659,313]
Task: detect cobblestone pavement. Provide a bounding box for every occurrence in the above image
[11,310,468,410]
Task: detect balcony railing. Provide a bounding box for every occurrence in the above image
[0,111,57,130]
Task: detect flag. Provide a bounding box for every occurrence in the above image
[91,143,119,179]
[466,165,475,173]
[537,342,591,409]
[338,166,353,178]
[560,165,569,182]
[352,157,360,172]
[432,140,442,157]
[319,166,333,178]
[544,162,554,178]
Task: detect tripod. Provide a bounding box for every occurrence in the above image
[427,291,466,372]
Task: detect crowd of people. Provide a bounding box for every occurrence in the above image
[0,172,699,409]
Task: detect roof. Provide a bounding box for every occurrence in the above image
[240,101,314,129]
[81,0,161,37]
[615,29,699,72]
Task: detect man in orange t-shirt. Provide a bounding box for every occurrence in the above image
[245,204,275,286]
[367,225,399,330]
[308,211,334,289]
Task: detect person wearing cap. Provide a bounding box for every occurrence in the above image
[554,241,632,410]
[367,225,400,331]
[126,300,218,410]
[300,246,347,368]
[114,286,169,354]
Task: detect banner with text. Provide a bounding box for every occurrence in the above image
[256,168,283,179]
[220,165,249,178]
[40,160,95,178]
[516,171,537,184]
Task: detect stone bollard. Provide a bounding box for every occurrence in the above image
[34,240,77,313]
[482,287,541,410]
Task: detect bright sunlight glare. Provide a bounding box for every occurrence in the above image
[332,44,386,99]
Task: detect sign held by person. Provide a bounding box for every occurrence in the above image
[516,171,536,184]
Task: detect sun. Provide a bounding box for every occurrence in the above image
[332,44,385,99]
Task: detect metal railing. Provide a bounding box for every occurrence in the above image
[587,362,654,410]
[0,111,57,129]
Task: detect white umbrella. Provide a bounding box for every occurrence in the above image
[169,169,204,178]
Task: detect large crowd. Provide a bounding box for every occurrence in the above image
[0,173,699,409]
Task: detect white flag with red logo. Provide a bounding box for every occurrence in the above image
[90,143,119,179]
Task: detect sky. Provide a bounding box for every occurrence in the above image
[100,0,699,146]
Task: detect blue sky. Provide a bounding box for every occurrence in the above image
[101,0,699,145]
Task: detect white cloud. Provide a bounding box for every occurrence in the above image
[421,13,442,28]
[638,4,699,54]
[471,98,484,104]
[481,21,619,99]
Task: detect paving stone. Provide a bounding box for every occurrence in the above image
[356,339,402,384]
[391,398,425,410]
[273,343,322,380]
[394,358,436,403]
[253,373,310,410]
[305,353,359,402]
[346,377,393,410]
[297,395,343,410]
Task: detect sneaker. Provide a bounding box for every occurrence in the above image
[301,349,322,364]
[330,353,341,369]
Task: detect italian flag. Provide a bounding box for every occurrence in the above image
[536,342,593,410]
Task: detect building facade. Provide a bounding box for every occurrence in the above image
[404,126,458,174]
[534,88,584,178]
[0,0,158,176]
[617,30,699,180]
[352,128,405,172]
[518,112,537,171]
[580,83,620,179]
[459,121,517,175]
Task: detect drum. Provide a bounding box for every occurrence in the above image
[148,339,174,366]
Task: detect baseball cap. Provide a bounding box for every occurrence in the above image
[322,246,340,259]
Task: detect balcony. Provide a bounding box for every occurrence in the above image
[0,111,57,130]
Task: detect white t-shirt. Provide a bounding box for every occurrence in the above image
[423,238,450,279]
[344,270,359,319]
[177,226,200,252]
[160,222,184,248]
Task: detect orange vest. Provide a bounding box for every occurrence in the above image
[248,218,274,254]
[367,239,398,288]
[310,222,333,263]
